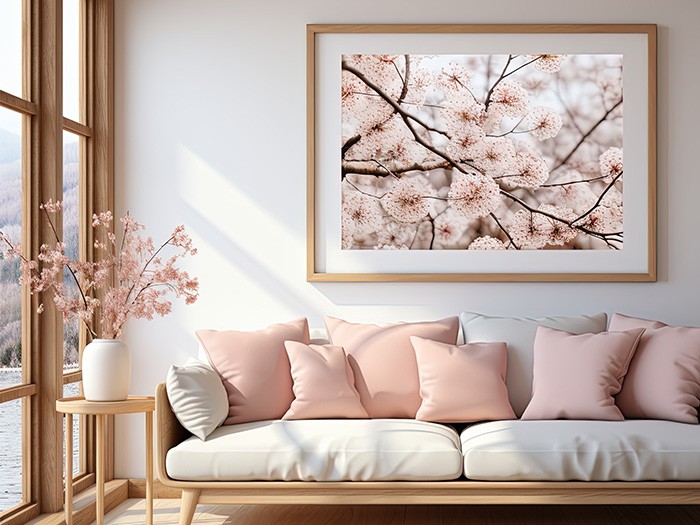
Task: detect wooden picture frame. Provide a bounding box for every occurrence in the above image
[307,24,656,282]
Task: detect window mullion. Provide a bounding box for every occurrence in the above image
[29,0,65,514]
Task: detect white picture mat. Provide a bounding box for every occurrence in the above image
[313,31,650,275]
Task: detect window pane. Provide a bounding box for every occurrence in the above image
[0,398,24,512]
[0,0,23,98]
[0,108,23,378]
[63,132,80,371]
[62,382,82,477]
[63,0,81,122]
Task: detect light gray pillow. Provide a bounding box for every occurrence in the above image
[459,312,608,417]
[166,358,228,440]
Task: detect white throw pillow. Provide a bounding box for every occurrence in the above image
[166,358,228,440]
[459,312,607,417]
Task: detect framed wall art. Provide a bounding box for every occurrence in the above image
[307,24,656,282]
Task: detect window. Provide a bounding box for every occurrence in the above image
[0,0,30,513]
[0,1,114,523]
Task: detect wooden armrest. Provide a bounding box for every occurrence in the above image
[155,382,189,485]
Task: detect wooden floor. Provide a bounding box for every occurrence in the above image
[100,499,700,524]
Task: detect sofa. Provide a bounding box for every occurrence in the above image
[155,312,700,525]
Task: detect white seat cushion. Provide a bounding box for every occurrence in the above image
[167,419,463,481]
[461,420,700,481]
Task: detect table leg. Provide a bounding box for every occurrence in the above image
[145,411,153,525]
[96,414,105,525]
[65,413,73,525]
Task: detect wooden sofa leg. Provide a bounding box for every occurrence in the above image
[178,489,201,525]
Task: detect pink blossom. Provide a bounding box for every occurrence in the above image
[342,55,403,134]
[39,199,62,213]
[468,236,507,250]
[489,80,529,118]
[448,172,501,220]
[92,210,113,227]
[438,62,473,93]
[510,209,551,249]
[528,54,568,73]
[502,150,550,189]
[472,137,516,177]
[538,204,579,246]
[526,106,563,141]
[446,124,485,161]
[0,202,199,340]
[573,189,623,234]
[433,209,469,246]
[442,98,486,136]
[377,219,415,248]
[381,177,434,224]
[599,147,623,181]
[598,70,623,107]
[346,115,427,168]
[548,170,598,212]
[511,205,578,249]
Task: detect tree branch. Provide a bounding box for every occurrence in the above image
[342,61,450,139]
[341,135,362,159]
[550,98,623,173]
[572,171,623,225]
[484,55,514,110]
[501,56,541,79]
[397,55,410,105]
[500,189,622,248]
[540,175,608,188]
[489,212,518,249]
[41,207,96,336]
[343,160,451,177]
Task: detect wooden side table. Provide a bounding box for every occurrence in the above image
[56,396,155,525]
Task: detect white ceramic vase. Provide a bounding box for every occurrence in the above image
[82,339,131,401]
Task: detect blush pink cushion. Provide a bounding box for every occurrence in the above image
[324,317,459,418]
[282,342,368,420]
[196,318,310,425]
[521,326,645,421]
[410,336,516,423]
[610,313,700,423]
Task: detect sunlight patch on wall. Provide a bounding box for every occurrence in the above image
[175,145,334,326]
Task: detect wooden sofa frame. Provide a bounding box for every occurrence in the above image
[155,383,700,525]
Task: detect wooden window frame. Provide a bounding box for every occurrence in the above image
[0,1,114,523]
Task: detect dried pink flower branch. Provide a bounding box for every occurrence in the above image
[0,203,198,340]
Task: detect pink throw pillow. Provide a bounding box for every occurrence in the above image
[196,318,310,425]
[324,317,459,418]
[410,336,516,423]
[610,313,700,423]
[521,326,645,421]
[282,342,368,420]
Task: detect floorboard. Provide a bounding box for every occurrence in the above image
[605,505,699,525]
[101,499,700,524]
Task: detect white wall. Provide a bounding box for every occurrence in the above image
[115,0,700,477]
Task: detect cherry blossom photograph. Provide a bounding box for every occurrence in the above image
[340,52,624,251]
